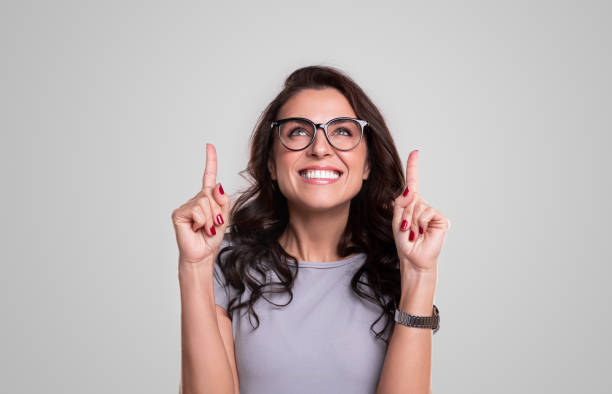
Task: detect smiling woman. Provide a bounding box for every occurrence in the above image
[173,65,450,394]
[267,87,372,219]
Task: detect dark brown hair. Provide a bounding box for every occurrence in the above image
[217,65,406,345]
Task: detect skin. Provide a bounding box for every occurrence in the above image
[267,87,371,262]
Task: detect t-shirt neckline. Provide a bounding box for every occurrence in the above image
[286,252,366,268]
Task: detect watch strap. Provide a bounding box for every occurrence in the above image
[394,304,440,334]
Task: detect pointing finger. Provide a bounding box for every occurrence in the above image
[202,143,217,190]
[405,149,419,195]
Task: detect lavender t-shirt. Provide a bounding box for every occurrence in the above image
[212,237,391,394]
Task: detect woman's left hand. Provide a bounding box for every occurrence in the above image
[393,150,451,272]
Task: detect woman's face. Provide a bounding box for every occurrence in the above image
[268,87,370,212]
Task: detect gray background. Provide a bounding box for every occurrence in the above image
[1,0,610,393]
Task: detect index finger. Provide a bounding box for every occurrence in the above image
[405,149,419,194]
[202,143,217,190]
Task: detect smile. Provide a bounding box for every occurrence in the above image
[298,169,342,184]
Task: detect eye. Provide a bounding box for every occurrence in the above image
[289,128,309,137]
[331,128,352,136]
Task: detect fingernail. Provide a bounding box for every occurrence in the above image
[210,225,216,235]
[219,184,224,195]
[403,187,409,197]
[409,230,415,242]
[401,220,409,231]
[419,226,423,234]
[216,214,224,225]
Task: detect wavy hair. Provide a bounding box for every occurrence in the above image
[216,65,406,345]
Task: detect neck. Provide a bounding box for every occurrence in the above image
[279,201,352,262]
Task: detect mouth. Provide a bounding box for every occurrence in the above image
[298,168,343,180]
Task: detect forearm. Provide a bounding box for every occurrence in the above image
[376,266,437,394]
[179,260,235,394]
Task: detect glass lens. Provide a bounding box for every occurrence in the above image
[279,119,315,150]
[328,119,362,150]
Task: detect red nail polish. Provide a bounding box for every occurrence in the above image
[219,184,224,195]
[409,230,415,242]
[403,187,409,197]
[419,226,423,234]
[216,214,224,225]
[210,225,216,235]
[401,220,408,231]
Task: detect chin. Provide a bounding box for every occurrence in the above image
[291,196,350,213]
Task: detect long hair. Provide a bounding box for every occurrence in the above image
[217,65,406,345]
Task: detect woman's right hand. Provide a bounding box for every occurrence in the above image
[171,143,231,267]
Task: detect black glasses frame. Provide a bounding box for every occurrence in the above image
[270,116,368,151]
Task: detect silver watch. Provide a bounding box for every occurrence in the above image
[394,304,440,334]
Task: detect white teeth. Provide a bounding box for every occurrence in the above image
[300,169,340,179]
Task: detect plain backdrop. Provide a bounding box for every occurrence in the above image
[1,0,610,393]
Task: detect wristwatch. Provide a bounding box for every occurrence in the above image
[394,304,440,334]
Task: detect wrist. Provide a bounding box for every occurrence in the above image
[398,267,437,316]
[178,256,215,279]
[400,264,437,282]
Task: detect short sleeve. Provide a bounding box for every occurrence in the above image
[213,260,230,312]
[212,235,233,313]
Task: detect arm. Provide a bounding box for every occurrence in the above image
[375,266,438,394]
[179,258,236,394]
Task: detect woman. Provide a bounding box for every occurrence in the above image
[172,65,451,394]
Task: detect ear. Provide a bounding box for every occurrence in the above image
[268,157,277,180]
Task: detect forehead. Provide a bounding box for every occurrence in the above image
[277,88,357,122]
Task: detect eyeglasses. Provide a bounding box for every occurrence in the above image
[270,117,368,151]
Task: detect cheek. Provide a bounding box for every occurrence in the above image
[352,155,370,184]
[344,151,368,175]
[274,152,298,180]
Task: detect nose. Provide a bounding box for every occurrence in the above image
[307,126,333,157]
